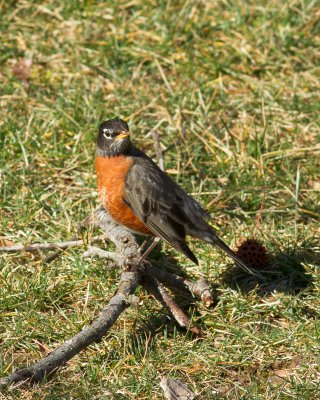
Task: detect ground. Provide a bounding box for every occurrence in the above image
[0,1,319,399]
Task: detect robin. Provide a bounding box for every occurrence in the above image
[95,118,253,274]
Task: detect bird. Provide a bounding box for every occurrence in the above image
[95,118,254,274]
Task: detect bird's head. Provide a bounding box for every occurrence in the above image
[96,118,131,157]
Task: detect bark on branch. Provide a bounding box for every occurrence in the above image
[0,207,214,389]
[0,270,140,388]
[0,235,106,253]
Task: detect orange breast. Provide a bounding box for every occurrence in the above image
[95,155,152,235]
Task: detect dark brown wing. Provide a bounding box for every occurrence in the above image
[123,154,211,264]
[123,150,256,276]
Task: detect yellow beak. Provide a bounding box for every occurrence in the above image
[116,131,130,140]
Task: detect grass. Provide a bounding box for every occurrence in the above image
[0,0,319,398]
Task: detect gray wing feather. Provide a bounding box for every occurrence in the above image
[123,149,255,275]
[123,156,210,263]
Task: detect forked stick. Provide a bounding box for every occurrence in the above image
[0,209,210,389]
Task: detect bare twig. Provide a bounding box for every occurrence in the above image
[0,209,142,389]
[0,208,207,388]
[0,270,140,388]
[82,246,120,263]
[186,276,215,307]
[82,242,215,307]
[143,275,202,336]
[148,265,215,307]
[45,213,100,263]
[0,235,106,254]
[152,130,165,171]
[81,240,215,306]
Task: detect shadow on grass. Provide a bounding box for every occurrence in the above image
[221,243,319,295]
[123,243,215,339]
[129,240,318,342]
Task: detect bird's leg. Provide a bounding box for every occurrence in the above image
[138,237,161,263]
[137,239,148,257]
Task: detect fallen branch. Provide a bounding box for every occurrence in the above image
[1,209,142,389]
[0,235,106,253]
[82,246,120,263]
[147,265,215,307]
[0,208,213,389]
[82,245,215,306]
[44,213,100,263]
[143,275,202,336]
[0,270,140,388]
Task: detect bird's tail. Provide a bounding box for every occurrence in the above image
[209,235,263,278]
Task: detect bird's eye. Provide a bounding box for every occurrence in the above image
[103,129,112,139]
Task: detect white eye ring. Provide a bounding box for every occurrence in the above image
[103,128,112,138]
